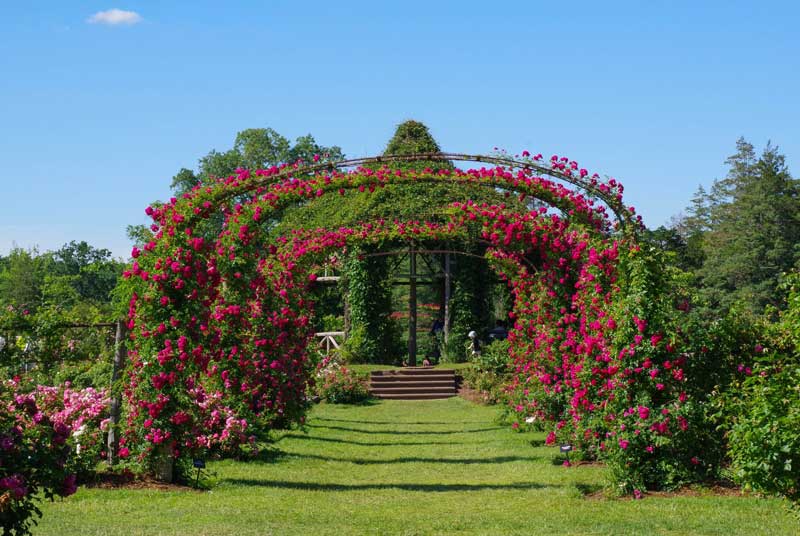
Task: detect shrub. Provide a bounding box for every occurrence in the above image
[1,380,78,536]
[725,272,800,510]
[440,336,468,363]
[474,339,510,374]
[33,383,110,480]
[315,357,371,404]
[461,340,511,405]
[728,362,799,509]
[461,367,507,405]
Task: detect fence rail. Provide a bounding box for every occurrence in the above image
[315,331,345,354]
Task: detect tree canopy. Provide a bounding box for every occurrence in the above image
[671,138,800,312]
[170,128,344,195]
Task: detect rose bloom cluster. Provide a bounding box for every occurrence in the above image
[33,383,111,477]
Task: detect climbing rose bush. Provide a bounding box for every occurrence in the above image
[120,151,703,493]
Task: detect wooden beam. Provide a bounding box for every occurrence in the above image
[408,245,417,366]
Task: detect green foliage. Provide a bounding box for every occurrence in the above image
[461,366,507,405]
[341,249,401,363]
[462,340,511,405]
[0,242,119,392]
[695,139,800,312]
[0,248,46,310]
[0,243,121,313]
[440,335,466,364]
[49,241,121,304]
[0,303,115,378]
[447,253,492,361]
[51,359,113,390]
[644,226,703,272]
[381,119,453,173]
[726,272,800,511]
[473,339,510,374]
[728,362,800,509]
[172,127,344,194]
[318,314,343,333]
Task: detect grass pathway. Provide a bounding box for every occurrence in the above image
[37,398,796,535]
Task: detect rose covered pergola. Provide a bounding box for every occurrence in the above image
[122,152,705,492]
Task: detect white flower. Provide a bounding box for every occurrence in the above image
[525,416,536,424]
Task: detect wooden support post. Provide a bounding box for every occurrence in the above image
[408,245,417,366]
[107,319,127,465]
[444,252,451,345]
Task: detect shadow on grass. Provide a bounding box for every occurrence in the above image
[249,447,288,464]
[314,418,488,426]
[222,479,555,492]
[574,483,604,496]
[307,424,503,435]
[278,435,493,446]
[286,453,543,465]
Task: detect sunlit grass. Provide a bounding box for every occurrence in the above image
[36,398,796,535]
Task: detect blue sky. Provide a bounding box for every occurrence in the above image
[1,1,798,258]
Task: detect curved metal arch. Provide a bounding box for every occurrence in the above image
[234,152,634,230]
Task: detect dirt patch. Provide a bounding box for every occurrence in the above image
[572,460,605,468]
[645,482,747,499]
[86,472,201,492]
[457,385,492,405]
[582,481,747,501]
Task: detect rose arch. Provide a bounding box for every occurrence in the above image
[121,152,704,492]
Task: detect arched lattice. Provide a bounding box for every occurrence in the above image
[122,152,699,492]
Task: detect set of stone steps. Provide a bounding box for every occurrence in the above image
[369,367,457,400]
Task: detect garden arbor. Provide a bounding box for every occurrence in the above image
[124,151,703,493]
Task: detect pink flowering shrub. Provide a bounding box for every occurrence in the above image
[32,383,110,479]
[0,381,78,536]
[315,356,370,404]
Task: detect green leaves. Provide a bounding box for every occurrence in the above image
[695,140,800,313]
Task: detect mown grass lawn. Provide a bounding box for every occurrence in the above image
[37,397,796,535]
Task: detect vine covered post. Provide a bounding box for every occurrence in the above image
[408,244,417,366]
[107,319,127,465]
[443,252,451,345]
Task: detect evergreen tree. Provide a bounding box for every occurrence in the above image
[668,186,711,271]
[381,120,453,173]
[699,140,800,311]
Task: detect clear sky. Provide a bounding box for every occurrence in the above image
[1,1,798,259]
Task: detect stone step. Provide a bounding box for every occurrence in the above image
[368,368,458,400]
[371,368,455,377]
[370,375,454,382]
[370,386,456,395]
[370,372,454,380]
[369,380,455,388]
[372,392,456,400]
